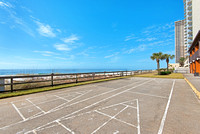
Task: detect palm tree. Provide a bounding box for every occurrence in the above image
[179,57,185,67]
[163,54,175,71]
[150,52,164,74]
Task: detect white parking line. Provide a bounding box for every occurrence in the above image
[126,91,168,99]
[157,80,175,134]
[56,120,75,134]
[91,106,128,134]
[54,95,69,101]
[136,99,140,134]
[98,99,137,110]
[95,110,137,128]
[49,90,92,112]
[1,80,151,131]
[24,80,152,133]
[11,102,26,121]
[26,99,45,114]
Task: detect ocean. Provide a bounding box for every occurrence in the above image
[0,69,128,76]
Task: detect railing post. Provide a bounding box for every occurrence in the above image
[11,77,13,92]
[126,70,127,76]
[92,73,95,80]
[0,78,5,92]
[51,73,54,87]
[104,71,106,79]
[76,74,78,83]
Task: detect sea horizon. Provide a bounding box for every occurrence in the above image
[0,69,132,76]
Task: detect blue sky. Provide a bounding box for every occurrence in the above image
[0,0,184,70]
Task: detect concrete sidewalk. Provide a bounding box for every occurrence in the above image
[184,74,200,93]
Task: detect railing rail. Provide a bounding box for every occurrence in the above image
[0,70,152,93]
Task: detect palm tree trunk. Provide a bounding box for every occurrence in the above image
[157,61,160,74]
[167,61,169,71]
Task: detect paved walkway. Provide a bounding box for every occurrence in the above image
[0,77,199,134]
[184,74,200,92]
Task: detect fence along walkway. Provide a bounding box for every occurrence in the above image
[0,70,152,93]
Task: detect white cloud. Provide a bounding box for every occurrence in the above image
[0,1,11,8]
[35,21,56,37]
[54,44,71,51]
[42,54,51,56]
[104,52,119,58]
[125,34,137,41]
[126,48,135,54]
[126,44,147,54]
[136,37,157,42]
[33,50,59,56]
[62,34,79,43]
[55,55,75,60]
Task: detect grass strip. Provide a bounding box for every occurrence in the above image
[133,72,184,79]
[0,76,133,99]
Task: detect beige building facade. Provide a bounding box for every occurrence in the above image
[192,0,200,39]
[175,20,186,63]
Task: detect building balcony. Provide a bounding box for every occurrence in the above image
[189,49,200,63]
[188,36,193,40]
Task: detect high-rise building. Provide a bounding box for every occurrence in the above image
[183,0,193,53]
[182,0,200,67]
[192,0,200,39]
[175,20,186,63]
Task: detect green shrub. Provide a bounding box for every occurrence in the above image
[159,72,168,75]
[159,71,172,75]
[166,71,171,74]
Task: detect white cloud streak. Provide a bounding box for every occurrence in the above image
[0,1,11,8]
[62,34,79,43]
[54,44,71,51]
[124,34,137,41]
[104,52,119,58]
[35,21,56,37]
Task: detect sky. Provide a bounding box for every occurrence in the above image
[0,0,184,70]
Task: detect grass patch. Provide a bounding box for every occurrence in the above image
[0,76,132,99]
[133,72,184,79]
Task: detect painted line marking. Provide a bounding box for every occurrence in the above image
[26,79,150,133]
[49,90,92,112]
[126,91,168,99]
[184,78,200,102]
[26,99,45,114]
[48,80,144,113]
[18,98,59,109]
[11,102,26,121]
[158,80,175,134]
[32,130,37,134]
[1,80,150,131]
[95,110,137,128]
[98,99,137,110]
[91,106,128,134]
[136,99,140,134]
[54,95,69,101]
[121,104,137,109]
[56,120,75,134]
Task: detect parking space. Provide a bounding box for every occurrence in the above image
[0,77,199,134]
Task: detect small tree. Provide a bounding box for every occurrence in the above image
[150,52,164,74]
[163,54,175,71]
[179,57,185,67]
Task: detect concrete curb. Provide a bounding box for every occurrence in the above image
[184,78,200,99]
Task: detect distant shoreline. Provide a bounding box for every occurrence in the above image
[0,69,130,76]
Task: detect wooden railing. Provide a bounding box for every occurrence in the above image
[0,70,152,93]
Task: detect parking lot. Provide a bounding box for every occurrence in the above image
[0,77,199,134]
